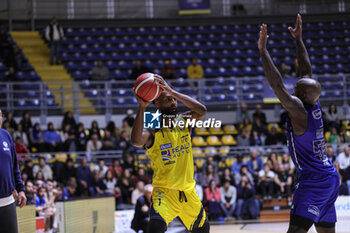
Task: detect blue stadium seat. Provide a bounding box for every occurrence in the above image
[28,71,40,80]
[15,72,27,80]
[216,94,227,102]
[73,71,86,80]
[204,95,213,103]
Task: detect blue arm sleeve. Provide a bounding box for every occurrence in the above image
[12,144,25,192]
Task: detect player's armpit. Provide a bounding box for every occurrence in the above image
[132,129,152,148]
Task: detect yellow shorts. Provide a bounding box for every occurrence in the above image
[150,187,207,231]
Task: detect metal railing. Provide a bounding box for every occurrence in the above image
[1,74,350,121]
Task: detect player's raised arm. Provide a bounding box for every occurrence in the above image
[154,75,207,120]
[259,24,307,127]
[289,14,312,78]
[131,90,153,147]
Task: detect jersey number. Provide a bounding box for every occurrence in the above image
[312,139,327,161]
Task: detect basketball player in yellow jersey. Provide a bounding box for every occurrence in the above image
[131,75,210,233]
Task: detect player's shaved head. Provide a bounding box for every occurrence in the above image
[294,78,321,105]
[153,91,178,115]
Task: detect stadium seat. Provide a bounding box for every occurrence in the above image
[221,135,237,146]
[206,136,222,146]
[207,124,223,135]
[267,123,282,133]
[192,136,207,147]
[195,127,209,136]
[223,124,238,134]
[192,147,205,157]
[204,147,218,156]
[219,146,230,156]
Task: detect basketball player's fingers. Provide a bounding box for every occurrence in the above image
[154,74,164,82]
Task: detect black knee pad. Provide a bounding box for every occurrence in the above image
[147,219,167,233]
[191,221,210,233]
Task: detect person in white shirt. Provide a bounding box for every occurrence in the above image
[219,180,237,219]
[33,157,53,180]
[131,181,145,205]
[93,159,108,178]
[45,17,64,65]
[258,163,275,201]
[86,134,102,152]
[337,145,350,173]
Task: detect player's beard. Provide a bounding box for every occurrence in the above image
[161,106,178,116]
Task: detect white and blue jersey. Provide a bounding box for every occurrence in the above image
[286,102,339,223]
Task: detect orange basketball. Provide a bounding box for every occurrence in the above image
[134,73,162,102]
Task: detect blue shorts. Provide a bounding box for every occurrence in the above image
[290,172,339,223]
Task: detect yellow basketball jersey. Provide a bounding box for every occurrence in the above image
[146,117,195,191]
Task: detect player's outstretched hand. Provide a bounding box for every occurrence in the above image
[154,74,174,95]
[133,88,151,108]
[288,13,302,39]
[258,24,269,52]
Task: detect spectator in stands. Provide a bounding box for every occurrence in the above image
[0,29,15,67]
[76,158,92,196]
[119,169,134,204]
[35,187,48,214]
[133,168,150,185]
[187,58,204,79]
[101,138,114,151]
[43,122,61,152]
[35,171,45,183]
[326,147,337,164]
[325,104,340,131]
[341,128,350,143]
[106,121,118,138]
[45,180,56,207]
[205,156,218,173]
[123,109,135,128]
[102,170,117,196]
[91,60,109,81]
[236,175,260,220]
[131,181,145,205]
[327,127,340,146]
[116,119,132,139]
[2,120,14,137]
[281,153,295,175]
[60,123,71,143]
[63,131,78,152]
[89,171,105,196]
[220,179,237,219]
[33,157,53,181]
[4,66,16,82]
[86,133,102,152]
[4,112,17,130]
[237,103,250,123]
[103,130,116,145]
[30,123,45,152]
[247,150,263,183]
[241,117,252,134]
[25,180,35,204]
[194,164,205,186]
[195,182,204,202]
[252,117,268,136]
[337,145,350,176]
[65,180,77,200]
[267,153,279,172]
[231,154,247,175]
[45,17,64,65]
[220,168,235,186]
[129,60,152,80]
[160,60,176,79]
[122,153,135,174]
[291,58,301,77]
[116,131,131,151]
[76,123,87,151]
[109,159,123,179]
[13,47,26,71]
[265,126,281,145]
[14,124,29,147]
[22,160,34,181]
[236,127,250,147]
[278,61,289,78]
[61,111,77,131]
[274,164,292,205]
[20,111,33,133]
[259,164,275,201]
[204,164,220,187]
[234,165,254,186]
[89,120,101,139]
[93,159,108,178]
[252,104,266,125]
[249,130,263,146]
[62,158,76,184]
[131,184,153,233]
[14,136,29,155]
[205,180,221,220]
